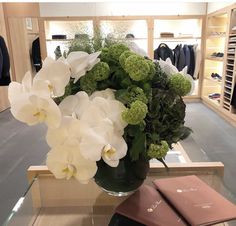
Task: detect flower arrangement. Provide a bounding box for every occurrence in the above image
[8,41,193,185]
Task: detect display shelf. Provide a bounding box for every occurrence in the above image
[154,37,201,40]
[46,39,73,41]
[207,34,226,39]
[204,77,222,84]
[202,96,220,107]
[205,57,224,62]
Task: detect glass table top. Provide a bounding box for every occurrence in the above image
[3,134,236,226]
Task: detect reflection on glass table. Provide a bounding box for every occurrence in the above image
[3,155,236,226]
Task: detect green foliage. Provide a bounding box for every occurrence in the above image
[61,36,192,164]
[122,100,148,125]
[108,43,130,61]
[169,73,192,96]
[146,88,191,147]
[119,50,135,69]
[79,73,97,95]
[115,86,148,106]
[146,60,156,80]
[90,62,110,81]
[147,141,169,159]
[125,55,150,81]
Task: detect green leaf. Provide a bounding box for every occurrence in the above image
[129,131,146,161]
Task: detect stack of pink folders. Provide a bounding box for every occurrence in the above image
[116,175,236,226]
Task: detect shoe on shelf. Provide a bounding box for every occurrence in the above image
[216,52,224,57]
[232,26,236,31]
[208,93,220,99]
[211,73,222,80]
[210,52,218,57]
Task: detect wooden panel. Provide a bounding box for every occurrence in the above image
[0,86,9,112]
[8,18,31,82]
[0,3,7,39]
[3,3,40,17]
[0,3,10,112]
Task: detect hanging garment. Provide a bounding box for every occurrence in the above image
[32,37,42,72]
[0,36,11,86]
[173,44,185,71]
[231,83,236,108]
[183,44,190,71]
[54,46,62,60]
[187,45,195,77]
[0,47,3,79]
[193,44,201,79]
[154,43,174,63]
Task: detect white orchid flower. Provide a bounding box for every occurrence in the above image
[46,116,88,148]
[59,90,127,134]
[8,71,50,104]
[34,57,71,97]
[90,88,115,100]
[10,94,61,128]
[59,91,90,118]
[66,51,101,83]
[46,145,97,183]
[79,120,127,167]
[81,96,127,134]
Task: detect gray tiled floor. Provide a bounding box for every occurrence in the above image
[0,103,236,225]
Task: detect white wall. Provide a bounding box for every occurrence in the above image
[207,2,235,14]
[40,2,207,17]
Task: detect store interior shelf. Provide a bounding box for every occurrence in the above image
[154,37,201,40]
[202,96,220,107]
[207,35,226,39]
[204,77,222,84]
[46,39,74,41]
[205,57,224,62]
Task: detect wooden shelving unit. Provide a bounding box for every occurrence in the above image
[202,6,236,125]
[202,11,228,111]
[221,9,236,113]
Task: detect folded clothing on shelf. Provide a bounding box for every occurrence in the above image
[52,34,67,40]
[160,32,174,37]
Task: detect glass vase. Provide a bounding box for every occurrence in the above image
[94,154,149,196]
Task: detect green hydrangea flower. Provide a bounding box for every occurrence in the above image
[119,50,134,69]
[108,43,130,61]
[100,47,110,62]
[79,74,97,95]
[122,100,148,125]
[147,141,169,159]
[128,87,148,105]
[125,55,150,81]
[146,60,156,80]
[169,73,192,96]
[90,62,110,81]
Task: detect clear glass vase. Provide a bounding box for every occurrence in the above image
[94,154,149,196]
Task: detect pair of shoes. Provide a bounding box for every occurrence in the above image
[211,73,222,80]
[208,93,220,99]
[211,52,224,57]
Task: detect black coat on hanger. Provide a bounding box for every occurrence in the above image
[188,45,195,77]
[154,43,174,63]
[0,36,11,86]
[173,44,185,71]
[0,47,3,79]
[32,37,42,72]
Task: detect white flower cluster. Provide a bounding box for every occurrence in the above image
[8,51,128,184]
